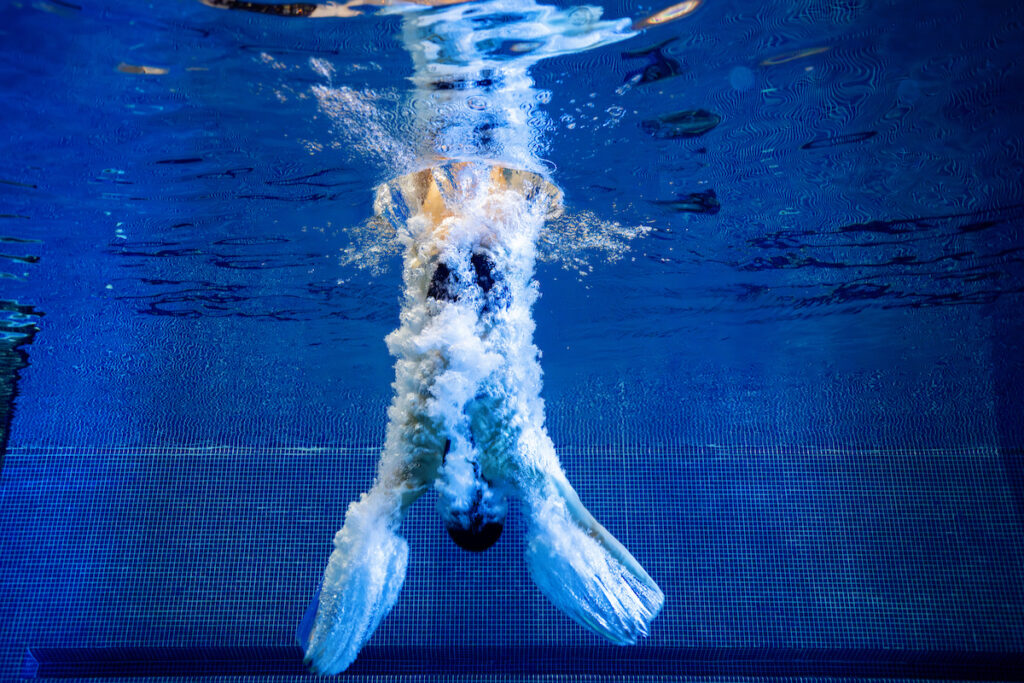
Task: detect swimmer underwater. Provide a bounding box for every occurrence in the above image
[200,0,702,673]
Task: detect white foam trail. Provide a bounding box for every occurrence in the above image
[311,0,636,176]
[301,0,664,672]
[311,83,417,173]
[314,0,650,273]
[393,0,633,172]
[524,466,664,645]
[301,164,663,673]
[300,490,409,673]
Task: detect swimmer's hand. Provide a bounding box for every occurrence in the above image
[523,470,664,645]
[298,492,410,674]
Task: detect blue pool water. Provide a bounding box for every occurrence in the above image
[1,0,1023,680]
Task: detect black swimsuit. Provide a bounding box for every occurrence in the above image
[427,252,504,305]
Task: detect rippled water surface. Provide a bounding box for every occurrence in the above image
[1,0,1023,679]
[2,0,1021,446]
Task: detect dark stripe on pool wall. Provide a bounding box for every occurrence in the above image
[23,645,1024,679]
[801,131,878,149]
[0,301,40,469]
[651,189,721,214]
[642,109,721,139]
[0,179,38,189]
[154,157,204,165]
[622,38,684,86]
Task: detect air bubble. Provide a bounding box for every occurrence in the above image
[568,6,595,25]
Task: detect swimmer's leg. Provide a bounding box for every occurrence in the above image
[517,434,664,645]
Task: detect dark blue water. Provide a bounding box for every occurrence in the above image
[1,0,1023,679]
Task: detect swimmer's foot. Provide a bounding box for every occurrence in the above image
[298,492,410,674]
[523,470,664,645]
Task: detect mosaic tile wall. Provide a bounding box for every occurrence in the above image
[2,441,1022,680]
